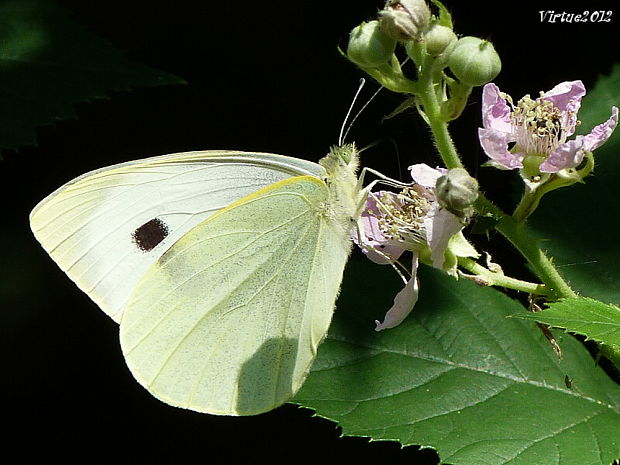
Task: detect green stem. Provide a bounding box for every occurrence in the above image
[512,174,556,223]
[417,55,463,169]
[458,257,548,295]
[511,189,540,223]
[475,196,578,300]
[496,217,577,299]
[427,111,463,169]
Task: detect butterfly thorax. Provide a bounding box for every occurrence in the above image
[318,144,361,229]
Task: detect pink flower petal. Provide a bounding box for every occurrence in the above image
[352,193,405,264]
[539,138,585,172]
[423,204,464,269]
[409,163,444,188]
[542,80,585,112]
[375,258,420,331]
[481,83,513,133]
[582,106,619,152]
[478,127,523,169]
[542,80,585,137]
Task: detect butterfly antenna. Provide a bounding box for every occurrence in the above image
[339,79,384,146]
[339,78,366,146]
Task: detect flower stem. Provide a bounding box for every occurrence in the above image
[475,196,578,300]
[458,257,548,295]
[417,54,463,169]
[512,189,541,223]
[496,217,578,299]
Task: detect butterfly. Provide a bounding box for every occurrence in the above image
[30,145,366,415]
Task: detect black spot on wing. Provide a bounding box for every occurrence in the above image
[132,218,169,252]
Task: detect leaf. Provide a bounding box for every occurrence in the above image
[0,0,184,152]
[528,65,620,306]
[293,261,620,465]
[513,298,620,348]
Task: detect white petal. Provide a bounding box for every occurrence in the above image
[408,164,444,188]
[424,204,464,269]
[375,259,420,331]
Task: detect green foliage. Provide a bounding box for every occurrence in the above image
[529,65,620,306]
[514,298,620,347]
[0,0,184,152]
[294,262,620,465]
[288,67,620,464]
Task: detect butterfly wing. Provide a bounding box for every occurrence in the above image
[30,151,325,322]
[119,175,353,415]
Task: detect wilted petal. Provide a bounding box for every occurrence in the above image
[478,127,523,169]
[375,258,420,331]
[582,106,619,152]
[481,83,512,133]
[409,163,445,188]
[423,204,463,269]
[539,138,585,172]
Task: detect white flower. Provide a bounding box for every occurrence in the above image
[354,164,478,330]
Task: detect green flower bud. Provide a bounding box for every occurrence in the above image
[424,24,457,56]
[448,37,501,86]
[347,20,397,68]
[379,0,431,41]
[435,168,479,218]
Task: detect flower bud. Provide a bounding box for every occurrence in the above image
[379,0,431,41]
[424,24,457,56]
[347,20,397,68]
[448,37,501,86]
[435,168,479,217]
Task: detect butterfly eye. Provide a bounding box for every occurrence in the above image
[132,218,169,252]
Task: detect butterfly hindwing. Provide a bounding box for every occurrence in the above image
[119,175,353,415]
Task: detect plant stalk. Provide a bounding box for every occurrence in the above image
[458,257,548,295]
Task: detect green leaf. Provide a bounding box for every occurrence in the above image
[529,65,620,306]
[294,261,620,465]
[513,298,620,348]
[0,0,184,152]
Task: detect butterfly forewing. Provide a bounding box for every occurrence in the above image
[119,176,353,415]
[30,151,325,322]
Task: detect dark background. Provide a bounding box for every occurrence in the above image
[3,0,619,463]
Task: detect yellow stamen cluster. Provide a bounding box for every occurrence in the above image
[509,92,571,155]
[370,187,431,248]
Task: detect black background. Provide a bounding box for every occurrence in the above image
[3,0,619,463]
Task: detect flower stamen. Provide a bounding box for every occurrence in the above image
[512,93,567,155]
[371,187,430,248]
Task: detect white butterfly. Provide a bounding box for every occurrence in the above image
[30,145,366,415]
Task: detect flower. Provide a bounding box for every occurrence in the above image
[354,164,478,331]
[478,80,618,174]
